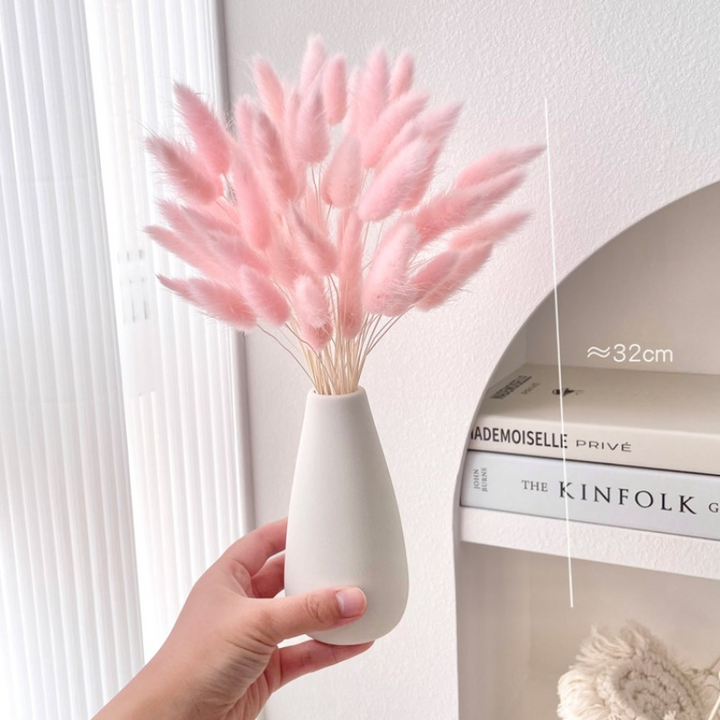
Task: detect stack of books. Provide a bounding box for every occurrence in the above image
[461,364,720,540]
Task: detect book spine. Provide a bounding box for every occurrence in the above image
[461,451,720,541]
[467,416,720,476]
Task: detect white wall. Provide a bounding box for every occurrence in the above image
[223,2,720,718]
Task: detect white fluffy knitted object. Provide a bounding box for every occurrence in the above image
[557,623,712,720]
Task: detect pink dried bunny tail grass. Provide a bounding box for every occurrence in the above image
[147,39,541,394]
[361,90,429,168]
[212,196,242,225]
[209,231,270,276]
[448,211,531,252]
[295,82,330,164]
[303,182,329,237]
[255,111,300,203]
[376,120,422,173]
[161,206,261,278]
[282,89,306,186]
[291,209,338,276]
[399,101,463,210]
[145,225,227,281]
[239,266,290,325]
[180,203,240,240]
[146,135,222,205]
[389,51,414,101]
[294,274,333,351]
[234,97,258,155]
[301,323,333,354]
[409,250,460,307]
[252,57,285,129]
[269,236,303,288]
[337,211,364,338]
[157,200,220,253]
[343,68,362,135]
[151,203,266,279]
[357,46,390,136]
[322,54,348,125]
[421,101,463,146]
[299,36,327,93]
[231,149,275,251]
[417,243,495,310]
[413,170,526,246]
[158,275,257,330]
[363,220,419,315]
[173,83,232,176]
[455,145,545,188]
[358,137,430,221]
[321,134,362,208]
[166,205,267,275]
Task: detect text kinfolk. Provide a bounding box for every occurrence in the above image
[557,482,697,514]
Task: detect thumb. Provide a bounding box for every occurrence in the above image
[264,587,367,642]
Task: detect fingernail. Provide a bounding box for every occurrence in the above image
[336,588,366,618]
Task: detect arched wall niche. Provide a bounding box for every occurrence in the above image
[488,179,720,390]
[454,181,720,720]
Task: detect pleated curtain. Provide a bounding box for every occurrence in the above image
[0,2,249,718]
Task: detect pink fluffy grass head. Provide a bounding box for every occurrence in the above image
[146,36,543,394]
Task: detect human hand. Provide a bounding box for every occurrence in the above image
[95,517,371,720]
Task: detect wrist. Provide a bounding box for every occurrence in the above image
[94,651,195,720]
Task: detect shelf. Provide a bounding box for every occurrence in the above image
[455,542,720,720]
[459,506,720,580]
[455,184,720,720]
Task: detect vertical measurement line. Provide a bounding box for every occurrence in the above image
[544,98,574,609]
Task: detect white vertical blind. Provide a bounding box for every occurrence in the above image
[83,0,248,659]
[1,1,250,717]
[0,1,143,717]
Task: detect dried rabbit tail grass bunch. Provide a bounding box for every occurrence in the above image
[557,623,715,720]
[146,36,542,394]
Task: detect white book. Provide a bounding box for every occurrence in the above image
[461,450,720,541]
[468,364,720,475]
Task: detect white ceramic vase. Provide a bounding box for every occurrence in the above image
[284,387,409,645]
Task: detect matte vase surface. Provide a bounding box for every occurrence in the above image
[284,387,409,645]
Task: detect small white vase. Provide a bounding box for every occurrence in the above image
[284,387,409,645]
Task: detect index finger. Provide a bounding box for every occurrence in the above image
[220,517,288,576]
